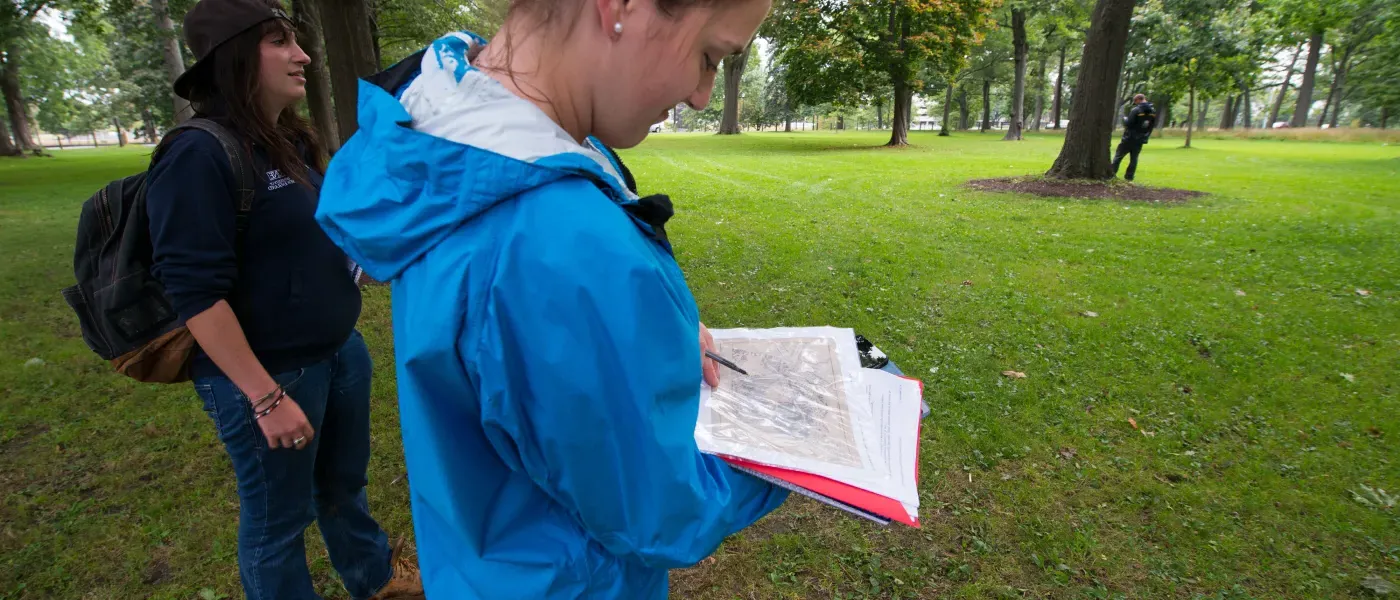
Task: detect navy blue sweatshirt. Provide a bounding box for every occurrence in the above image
[146,126,361,380]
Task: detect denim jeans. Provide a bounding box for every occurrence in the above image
[194,330,392,600]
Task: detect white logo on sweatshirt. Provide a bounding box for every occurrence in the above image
[267,169,294,191]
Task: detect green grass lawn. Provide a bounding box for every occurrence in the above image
[2,132,1397,599]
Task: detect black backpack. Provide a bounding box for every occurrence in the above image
[61,118,255,383]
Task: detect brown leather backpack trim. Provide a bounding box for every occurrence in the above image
[111,326,196,383]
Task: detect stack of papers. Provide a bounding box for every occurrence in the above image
[695,327,924,527]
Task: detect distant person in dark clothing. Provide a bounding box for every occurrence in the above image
[1113,94,1157,181]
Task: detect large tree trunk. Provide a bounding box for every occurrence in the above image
[294,0,340,151]
[957,86,969,129]
[1219,95,1234,129]
[1241,84,1252,129]
[1002,8,1028,140]
[1196,97,1209,130]
[318,0,380,140]
[151,0,195,124]
[1045,0,1136,179]
[1269,44,1302,128]
[1185,82,1196,148]
[889,78,910,146]
[717,48,749,135]
[876,98,884,129]
[1381,107,1389,129]
[1290,31,1323,128]
[1,45,39,151]
[1052,44,1066,130]
[0,114,18,156]
[940,81,954,136]
[717,42,752,135]
[980,79,991,132]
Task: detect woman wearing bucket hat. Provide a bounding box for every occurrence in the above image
[144,0,422,598]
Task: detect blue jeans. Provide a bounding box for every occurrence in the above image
[194,331,392,600]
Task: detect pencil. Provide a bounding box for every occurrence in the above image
[704,350,749,376]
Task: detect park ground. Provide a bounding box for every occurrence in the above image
[1,131,1397,599]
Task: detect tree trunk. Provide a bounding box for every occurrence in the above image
[1320,45,1352,129]
[143,108,159,141]
[784,105,791,132]
[90,131,98,147]
[317,0,380,140]
[1290,31,1323,128]
[1269,44,1302,128]
[958,86,969,130]
[1381,107,1388,129]
[940,81,954,136]
[889,78,910,146]
[1,45,39,151]
[113,117,128,147]
[1316,51,1336,128]
[1045,0,1137,179]
[876,99,884,129]
[717,49,748,135]
[836,115,844,130]
[1241,84,1252,129]
[717,42,751,135]
[0,115,17,156]
[151,0,195,124]
[1185,82,1196,148]
[1052,44,1066,130]
[1031,54,1047,131]
[1196,97,1209,130]
[1002,8,1028,140]
[1219,95,1234,129]
[294,0,340,151]
[980,79,991,132]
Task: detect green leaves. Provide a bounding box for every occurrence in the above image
[767,0,995,111]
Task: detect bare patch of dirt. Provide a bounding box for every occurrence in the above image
[965,176,1206,202]
[142,548,172,585]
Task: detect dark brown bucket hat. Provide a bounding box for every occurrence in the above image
[173,0,292,100]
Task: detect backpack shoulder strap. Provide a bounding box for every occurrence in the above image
[166,119,257,234]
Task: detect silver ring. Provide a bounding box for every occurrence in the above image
[292,436,306,445]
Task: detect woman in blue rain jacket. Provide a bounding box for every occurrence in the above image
[314,0,783,595]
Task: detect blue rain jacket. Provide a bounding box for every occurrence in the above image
[315,34,787,599]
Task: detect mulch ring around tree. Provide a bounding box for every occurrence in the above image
[965,177,1207,202]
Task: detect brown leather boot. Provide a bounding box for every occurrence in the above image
[368,537,424,600]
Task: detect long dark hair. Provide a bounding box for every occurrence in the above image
[183,13,326,189]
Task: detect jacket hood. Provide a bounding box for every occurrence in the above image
[316,32,634,282]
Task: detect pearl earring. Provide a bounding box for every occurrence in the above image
[614,22,623,34]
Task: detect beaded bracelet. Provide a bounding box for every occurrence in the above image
[253,395,284,420]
